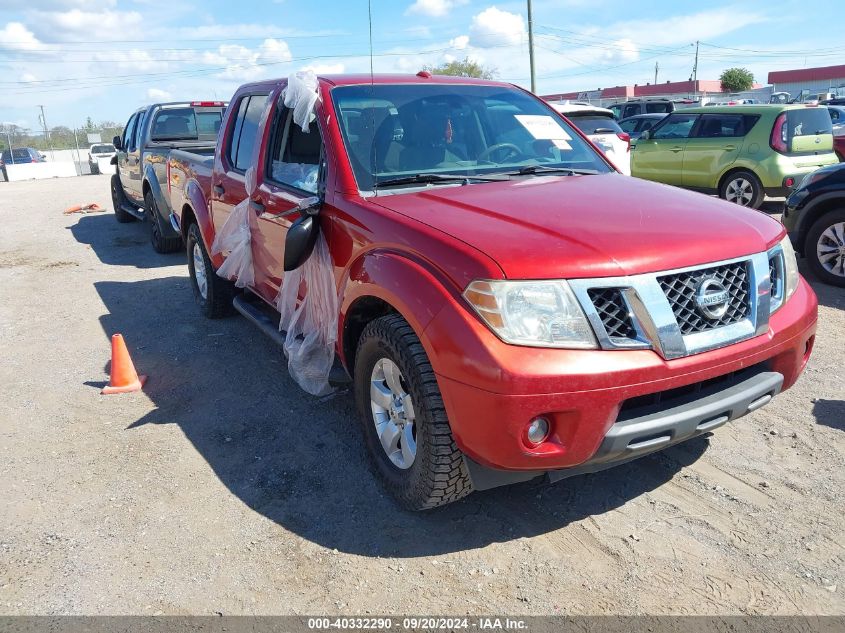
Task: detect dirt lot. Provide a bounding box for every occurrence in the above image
[0,175,843,616]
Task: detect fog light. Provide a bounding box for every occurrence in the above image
[525,417,550,446]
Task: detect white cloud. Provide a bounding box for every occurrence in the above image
[19,72,38,82]
[608,8,766,47]
[202,38,292,81]
[30,9,143,40]
[469,7,526,48]
[406,0,468,18]
[0,22,44,52]
[146,88,172,101]
[449,35,469,50]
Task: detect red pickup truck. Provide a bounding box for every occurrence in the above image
[167,73,817,510]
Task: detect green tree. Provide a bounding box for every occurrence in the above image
[719,67,755,93]
[423,57,497,79]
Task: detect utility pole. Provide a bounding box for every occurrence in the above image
[654,61,659,85]
[527,0,536,93]
[37,105,54,160]
[692,40,699,94]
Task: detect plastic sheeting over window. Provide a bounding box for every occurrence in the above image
[210,166,256,288]
[283,70,321,133]
[276,231,338,396]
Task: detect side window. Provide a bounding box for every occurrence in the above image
[122,113,138,150]
[267,108,323,194]
[609,104,623,119]
[830,109,840,123]
[619,118,638,133]
[647,103,672,114]
[234,94,268,171]
[623,104,639,119]
[133,110,146,150]
[652,114,698,139]
[226,97,250,167]
[640,120,657,132]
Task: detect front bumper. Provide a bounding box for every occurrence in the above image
[424,277,817,481]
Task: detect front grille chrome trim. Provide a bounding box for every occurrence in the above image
[569,252,772,360]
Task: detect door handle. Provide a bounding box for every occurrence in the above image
[723,145,736,151]
[670,146,684,153]
[249,199,265,214]
[212,184,225,195]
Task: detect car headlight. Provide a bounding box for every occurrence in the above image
[464,280,597,349]
[770,235,799,313]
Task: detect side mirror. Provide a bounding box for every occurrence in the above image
[113,135,122,150]
[283,197,322,271]
[639,130,652,140]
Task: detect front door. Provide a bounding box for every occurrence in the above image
[117,112,138,200]
[251,105,325,303]
[631,113,698,185]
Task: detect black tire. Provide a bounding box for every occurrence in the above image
[719,170,764,209]
[186,223,237,318]
[804,208,845,287]
[111,175,136,223]
[354,314,472,511]
[145,190,182,253]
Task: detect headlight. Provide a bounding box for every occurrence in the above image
[770,235,799,313]
[464,280,597,349]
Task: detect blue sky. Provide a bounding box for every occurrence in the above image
[2,0,843,131]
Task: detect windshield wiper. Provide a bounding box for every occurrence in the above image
[506,165,599,177]
[376,173,508,187]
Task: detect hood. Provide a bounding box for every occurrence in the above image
[371,173,784,280]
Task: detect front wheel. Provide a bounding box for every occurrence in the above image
[111,175,135,223]
[720,170,763,209]
[354,314,473,511]
[186,223,237,318]
[805,208,845,287]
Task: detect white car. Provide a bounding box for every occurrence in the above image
[549,102,631,175]
[87,143,116,173]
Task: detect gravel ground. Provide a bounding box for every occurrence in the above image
[0,175,843,616]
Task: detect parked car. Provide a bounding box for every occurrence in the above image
[608,99,674,119]
[167,73,816,510]
[87,142,116,174]
[827,105,845,128]
[1,147,46,181]
[770,92,791,105]
[783,163,845,286]
[111,100,227,252]
[632,104,839,208]
[549,103,631,175]
[618,113,667,140]
[821,97,845,106]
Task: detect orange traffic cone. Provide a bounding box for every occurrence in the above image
[102,334,147,394]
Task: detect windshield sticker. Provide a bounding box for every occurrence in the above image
[552,139,572,150]
[515,115,572,141]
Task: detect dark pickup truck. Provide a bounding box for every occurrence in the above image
[110,101,227,252]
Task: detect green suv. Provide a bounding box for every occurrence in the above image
[631,105,838,208]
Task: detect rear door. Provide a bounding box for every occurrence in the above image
[211,92,270,236]
[682,113,756,189]
[251,102,325,302]
[631,112,698,185]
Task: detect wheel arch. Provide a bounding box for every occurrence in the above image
[796,193,845,254]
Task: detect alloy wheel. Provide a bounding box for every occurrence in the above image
[725,177,754,206]
[192,242,208,299]
[370,358,417,470]
[816,221,845,278]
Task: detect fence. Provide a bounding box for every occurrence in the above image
[1,127,120,180]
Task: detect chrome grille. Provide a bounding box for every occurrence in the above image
[769,254,780,300]
[657,262,750,335]
[588,288,636,339]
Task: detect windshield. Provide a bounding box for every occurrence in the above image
[331,83,612,190]
[564,114,623,135]
[90,144,114,154]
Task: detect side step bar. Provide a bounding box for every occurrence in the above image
[232,294,351,386]
[121,203,146,221]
